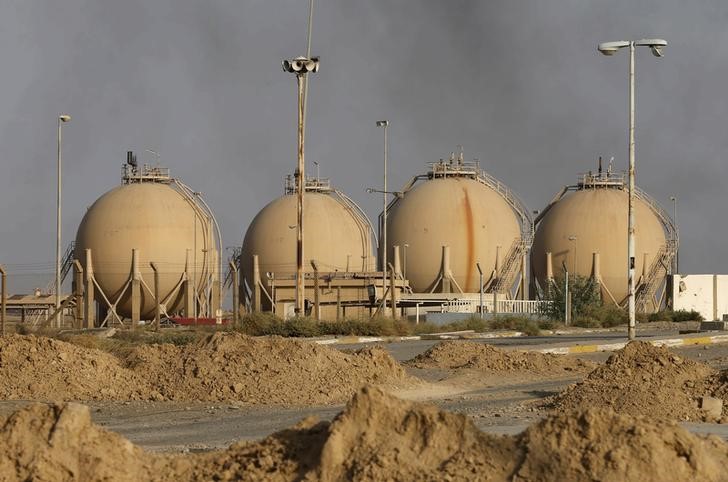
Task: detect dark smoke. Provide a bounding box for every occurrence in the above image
[0,0,725,290]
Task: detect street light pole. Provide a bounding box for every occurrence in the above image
[55,114,71,328]
[376,120,389,313]
[283,56,319,316]
[670,196,678,274]
[568,235,578,275]
[598,38,666,341]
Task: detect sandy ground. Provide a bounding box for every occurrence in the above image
[0,340,721,453]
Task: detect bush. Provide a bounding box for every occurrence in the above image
[488,315,544,336]
[540,275,601,322]
[648,309,704,322]
[580,305,628,328]
[235,312,544,337]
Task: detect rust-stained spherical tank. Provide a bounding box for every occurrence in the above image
[241,192,375,284]
[532,188,666,303]
[75,182,210,319]
[387,177,521,293]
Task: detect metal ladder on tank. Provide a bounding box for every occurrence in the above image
[635,241,675,313]
[473,171,533,243]
[490,238,528,297]
[633,186,678,312]
[30,242,76,326]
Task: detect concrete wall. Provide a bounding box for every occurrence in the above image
[669,274,728,321]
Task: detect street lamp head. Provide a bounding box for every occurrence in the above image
[282,56,320,74]
[59,114,71,123]
[376,120,389,127]
[597,41,630,55]
[598,39,666,57]
[365,188,375,193]
[670,196,676,201]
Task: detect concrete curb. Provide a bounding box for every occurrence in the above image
[312,330,524,346]
[538,333,728,355]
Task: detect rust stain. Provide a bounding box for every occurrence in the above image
[461,185,475,292]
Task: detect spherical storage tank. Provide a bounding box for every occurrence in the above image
[241,176,375,289]
[386,158,528,293]
[532,170,671,305]
[75,159,218,320]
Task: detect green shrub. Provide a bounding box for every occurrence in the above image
[648,309,703,322]
[540,275,601,322]
[581,305,628,327]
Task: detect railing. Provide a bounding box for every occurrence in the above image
[122,164,171,183]
[577,171,625,188]
[284,175,332,194]
[442,298,550,315]
[494,299,549,314]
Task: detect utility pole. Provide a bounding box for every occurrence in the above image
[283,56,319,315]
[55,114,71,328]
[376,120,389,314]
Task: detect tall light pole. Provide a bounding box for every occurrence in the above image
[670,195,678,273]
[568,235,578,274]
[376,120,389,307]
[283,56,319,316]
[55,114,71,328]
[598,38,666,341]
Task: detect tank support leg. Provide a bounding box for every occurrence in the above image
[211,248,221,319]
[184,249,195,317]
[73,260,83,328]
[253,254,261,312]
[84,249,95,328]
[131,249,141,326]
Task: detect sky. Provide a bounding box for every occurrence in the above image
[1,0,727,290]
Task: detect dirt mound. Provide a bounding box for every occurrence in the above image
[549,341,718,421]
[0,403,156,481]
[189,387,728,481]
[515,407,728,482]
[126,332,415,405]
[407,340,593,374]
[0,335,153,401]
[312,386,517,481]
[4,389,728,482]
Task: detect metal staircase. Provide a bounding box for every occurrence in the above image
[633,186,678,312]
[490,238,529,297]
[45,242,76,296]
[636,240,675,313]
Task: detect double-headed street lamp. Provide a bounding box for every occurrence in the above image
[598,38,666,340]
[55,114,71,328]
[282,56,319,316]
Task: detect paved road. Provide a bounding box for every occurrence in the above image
[335,329,726,362]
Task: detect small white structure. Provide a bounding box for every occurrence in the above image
[668,275,728,321]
